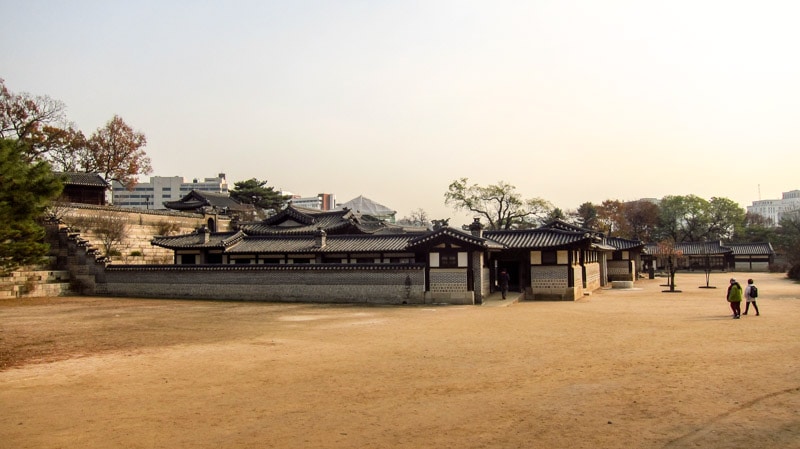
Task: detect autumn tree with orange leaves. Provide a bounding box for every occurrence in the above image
[656,239,683,293]
[81,115,151,189]
[0,79,151,189]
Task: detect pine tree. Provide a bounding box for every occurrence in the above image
[0,139,63,274]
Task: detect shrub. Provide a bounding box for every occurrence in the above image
[156,220,181,236]
[788,264,800,281]
[769,262,788,273]
[69,277,91,294]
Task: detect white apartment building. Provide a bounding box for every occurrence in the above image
[747,189,800,225]
[112,173,229,210]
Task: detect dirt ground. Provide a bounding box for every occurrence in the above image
[1,272,799,449]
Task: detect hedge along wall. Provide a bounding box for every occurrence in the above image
[98,264,427,305]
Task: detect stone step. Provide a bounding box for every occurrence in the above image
[0,270,71,283]
[0,269,73,298]
[1,282,72,298]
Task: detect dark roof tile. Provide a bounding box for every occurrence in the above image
[151,230,245,249]
[56,172,108,187]
[164,190,250,212]
[243,205,399,236]
[226,234,414,254]
[644,241,730,255]
[726,242,774,256]
[407,227,503,249]
[484,229,591,249]
[606,237,645,251]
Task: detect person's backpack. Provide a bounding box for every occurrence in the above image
[750,285,758,298]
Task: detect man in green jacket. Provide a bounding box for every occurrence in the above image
[727,278,743,319]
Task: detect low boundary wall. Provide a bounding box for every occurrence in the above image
[99,263,427,305]
[607,260,636,282]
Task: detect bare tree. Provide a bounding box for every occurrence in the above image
[0,78,69,160]
[444,178,551,230]
[397,208,430,227]
[69,214,129,258]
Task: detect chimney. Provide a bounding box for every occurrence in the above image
[198,225,210,243]
[314,228,327,248]
[468,217,484,238]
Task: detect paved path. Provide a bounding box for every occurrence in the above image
[481,290,523,306]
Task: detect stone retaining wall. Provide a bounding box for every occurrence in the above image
[53,203,230,264]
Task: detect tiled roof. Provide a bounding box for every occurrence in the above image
[606,237,645,251]
[540,219,595,234]
[484,229,592,249]
[164,190,249,212]
[726,242,774,256]
[261,205,340,226]
[644,241,730,256]
[56,172,108,187]
[226,234,415,254]
[241,205,399,236]
[643,241,774,256]
[153,224,622,255]
[151,230,245,249]
[407,227,503,250]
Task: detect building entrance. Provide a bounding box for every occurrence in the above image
[494,260,523,293]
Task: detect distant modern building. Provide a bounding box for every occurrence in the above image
[338,195,397,223]
[287,193,336,211]
[747,189,800,225]
[112,174,228,210]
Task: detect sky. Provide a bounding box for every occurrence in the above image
[2,0,798,226]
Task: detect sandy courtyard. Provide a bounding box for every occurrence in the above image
[1,272,799,449]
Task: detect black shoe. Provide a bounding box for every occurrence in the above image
[734,315,740,319]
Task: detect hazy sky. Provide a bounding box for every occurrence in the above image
[2,1,798,225]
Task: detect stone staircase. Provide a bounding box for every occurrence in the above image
[0,264,73,299]
[0,222,104,299]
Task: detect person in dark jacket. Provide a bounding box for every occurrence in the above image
[498,269,510,299]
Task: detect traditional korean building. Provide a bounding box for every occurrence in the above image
[146,206,644,304]
[163,190,251,215]
[56,172,108,205]
[642,241,775,272]
[163,190,254,230]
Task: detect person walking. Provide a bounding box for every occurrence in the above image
[498,269,510,300]
[743,278,760,316]
[727,278,743,319]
